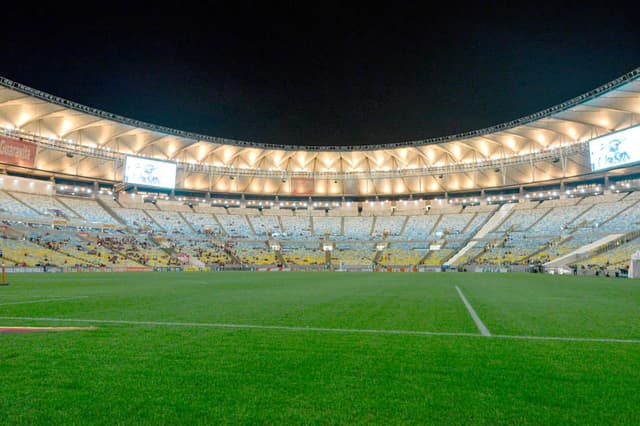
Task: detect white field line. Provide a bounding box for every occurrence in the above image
[0,316,639,344]
[455,286,491,336]
[0,316,479,338]
[492,334,640,344]
[0,296,89,306]
[0,317,479,337]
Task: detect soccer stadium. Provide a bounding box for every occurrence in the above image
[1,67,639,424]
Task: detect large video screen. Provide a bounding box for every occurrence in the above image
[589,126,640,171]
[123,156,177,189]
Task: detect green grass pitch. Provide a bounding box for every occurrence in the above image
[1,271,639,425]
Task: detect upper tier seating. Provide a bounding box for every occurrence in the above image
[0,190,41,218]
[280,215,313,239]
[9,191,80,219]
[371,215,406,238]
[313,216,342,237]
[58,196,120,225]
[342,216,373,240]
[248,214,281,237]
[180,211,224,235]
[111,207,164,232]
[145,209,195,235]
[214,213,254,238]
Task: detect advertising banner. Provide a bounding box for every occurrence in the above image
[0,136,37,168]
[291,177,315,195]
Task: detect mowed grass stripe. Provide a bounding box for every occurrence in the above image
[2,272,639,339]
[2,320,638,425]
[1,272,640,424]
[443,273,640,339]
[1,272,476,333]
[0,272,640,339]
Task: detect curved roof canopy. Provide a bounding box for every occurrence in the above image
[0,67,639,197]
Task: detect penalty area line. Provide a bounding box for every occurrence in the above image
[493,334,640,344]
[0,316,638,344]
[0,316,480,338]
[455,286,491,336]
[0,296,89,306]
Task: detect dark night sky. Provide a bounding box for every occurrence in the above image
[0,2,639,147]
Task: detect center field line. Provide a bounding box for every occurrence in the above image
[0,316,638,344]
[0,296,89,306]
[455,286,491,336]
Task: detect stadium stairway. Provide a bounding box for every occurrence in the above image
[0,224,26,240]
[56,196,83,219]
[445,202,515,267]
[276,215,285,235]
[266,240,287,266]
[223,245,243,265]
[95,197,128,226]
[209,212,228,238]
[372,238,389,266]
[178,211,199,234]
[3,190,41,216]
[543,232,630,269]
[144,210,165,232]
[398,216,409,236]
[187,255,206,270]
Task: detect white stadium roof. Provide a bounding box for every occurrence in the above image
[0,67,639,198]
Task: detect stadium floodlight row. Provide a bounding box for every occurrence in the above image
[0,67,640,202]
